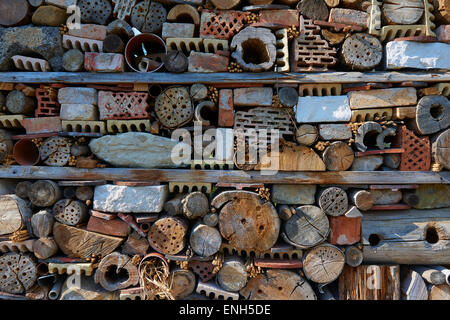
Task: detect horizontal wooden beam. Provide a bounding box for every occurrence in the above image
[0,166,448,184]
[0,71,449,84]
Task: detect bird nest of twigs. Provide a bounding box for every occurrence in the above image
[139,258,174,300]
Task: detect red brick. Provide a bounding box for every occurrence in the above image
[87,216,129,237]
[84,52,125,73]
[218,89,234,127]
[188,52,229,73]
[98,91,150,120]
[328,215,361,245]
[68,24,108,41]
[329,8,369,28]
[90,210,117,221]
[257,10,299,28]
[254,258,303,269]
[200,10,248,40]
[233,87,273,107]
[436,25,450,43]
[23,117,62,134]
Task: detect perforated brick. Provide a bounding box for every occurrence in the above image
[393,125,431,171]
[35,87,60,117]
[98,91,150,120]
[199,10,248,40]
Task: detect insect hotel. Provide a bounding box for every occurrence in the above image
[0,0,448,301]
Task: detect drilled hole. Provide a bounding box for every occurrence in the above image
[430,104,444,120]
[425,226,439,244]
[368,234,381,246]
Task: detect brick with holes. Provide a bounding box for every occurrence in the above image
[392,125,431,171]
[98,91,150,120]
[84,52,125,72]
[219,89,234,127]
[35,87,60,117]
[199,10,248,40]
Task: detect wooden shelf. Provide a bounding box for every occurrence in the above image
[1,71,449,84]
[0,166,448,184]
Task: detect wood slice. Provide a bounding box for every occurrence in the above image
[214,191,280,252]
[148,216,188,255]
[32,237,58,260]
[155,86,194,129]
[31,210,54,238]
[182,192,209,219]
[52,199,88,226]
[0,0,29,27]
[297,0,329,21]
[164,51,188,73]
[429,284,450,300]
[278,87,298,108]
[190,83,208,101]
[216,256,248,292]
[410,266,446,285]
[164,193,186,216]
[0,129,12,163]
[383,0,424,25]
[318,187,348,216]
[321,29,345,45]
[103,34,125,53]
[15,181,32,199]
[345,246,363,267]
[432,129,450,170]
[169,268,196,299]
[75,186,94,201]
[324,0,340,7]
[240,269,317,300]
[295,124,318,146]
[53,223,124,259]
[0,195,32,236]
[323,141,354,171]
[189,224,222,257]
[203,213,219,227]
[40,137,71,167]
[6,90,34,115]
[63,186,77,199]
[79,0,112,25]
[401,269,429,300]
[0,253,37,294]
[414,95,450,135]
[283,205,329,249]
[94,252,139,291]
[349,189,374,211]
[341,33,382,71]
[303,244,345,284]
[131,0,167,33]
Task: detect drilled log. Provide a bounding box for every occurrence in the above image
[0,253,37,294]
[413,95,449,135]
[52,199,88,226]
[317,187,348,216]
[303,244,345,284]
[148,216,189,255]
[341,33,382,71]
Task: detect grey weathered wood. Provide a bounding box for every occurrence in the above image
[216,256,248,292]
[0,166,448,184]
[164,193,185,216]
[355,121,383,152]
[15,181,32,199]
[31,210,54,238]
[349,189,374,211]
[189,223,222,257]
[410,266,446,285]
[295,124,318,146]
[401,269,429,300]
[413,95,450,135]
[29,180,61,207]
[182,192,209,219]
[432,129,450,170]
[75,186,93,201]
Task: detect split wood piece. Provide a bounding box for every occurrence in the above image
[169,268,196,299]
[297,0,329,20]
[0,0,29,27]
[15,181,32,200]
[155,86,193,129]
[303,244,345,284]
[322,141,354,171]
[299,83,342,96]
[318,187,348,216]
[31,210,54,238]
[106,120,151,133]
[376,127,397,150]
[6,90,35,115]
[148,216,188,255]
[53,222,124,259]
[87,216,129,237]
[383,0,424,25]
[381,25,427,42]
[253,258,303,269]
[29,180,61,207]
[216,256,248,292]
[189,260,215,282]
[40,137,71,167]
[61,120,107,134]
[412,95,449,135]
[321,29,346,45]
[119,287,143,300]
[182,192,210,220]
[52,199,88,226]
[401,269,429,300]
[429,284,450,300]
[0,129,12,163]
[368,0,382,36]
[275,29,290,72]
[112,0,137,20]
[338,265,401,300]
[48,262,95,276]
[345,246,363,267]
[0,253,37,294]
[94,252,139,291]
[349,189,374,211]
[0,195,31,236]
[432,129,450,170]
[194,101,217,126]
[212,191,280,252]
[33,238,58,260]
[62,35,103,53]
[402,184,450,209]
[131,0,167,33]
[341,33,382,70]
[11,56,51,72]
[163,51,188,73]
[190,224,222,257]
[410,266,446,285]
[231,27,277,72]
[196,280,239,300]
[362,208,450,264]
[282,205,329,249]
[240,269,317,300]
[355,121,383,152]
[0,240,35,254]
[295,124,318,146]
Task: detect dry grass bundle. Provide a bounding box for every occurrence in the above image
[139,257,174,300]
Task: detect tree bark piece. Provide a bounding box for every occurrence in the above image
[341,33,382,70]
[432,128,450,170]
[240,269,316,300]
[414,95,450,135]
[303,244,345,284]
[147,216,188,255]
[29,180,61,207]
[382,0,424,25]
[169,268,196,299]
[297,0,329,20]
[283,205,329,249]
[31,210,54,238]
[189,224,222,257]
[182,192,209,219]
[318,187,348,216]
[339,265,401,300]
[94,252,139,292]
[32,237,58,260]
[401,269,429,300]
[0,253,37,294]
[349,189,374,211]
[213,191,280,252]
[216,256,248,292]
[52,199,88,226]
[355,121,383,152]
[323,141,354,171]
[53,222,124,259]
[295,124,318,146]
[0,0,30,27]
[0,195,32,236]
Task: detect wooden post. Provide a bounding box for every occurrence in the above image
[216,256,248,292]
[402,184,450,209]
[303,244,345,284]
[29,180,61,207]
[189,223,222,257]
[94,252,139,291]
[31,210,54,238]
[412,95,449,135]
[349,189,374,211]
[163,51,189,73]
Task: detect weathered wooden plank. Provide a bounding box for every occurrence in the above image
[0,166,447,184]
[0,71,449,84]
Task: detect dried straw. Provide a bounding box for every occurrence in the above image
[139,258,174,300]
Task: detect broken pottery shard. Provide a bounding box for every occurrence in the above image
[93,184,169,213]
[296,96,351,123]
[89,132,191,168]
